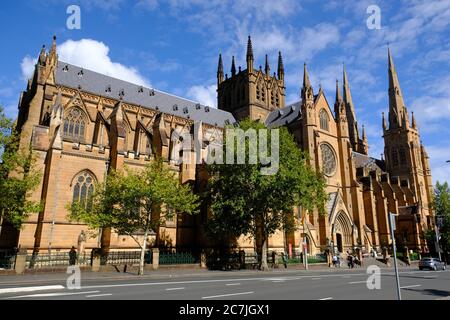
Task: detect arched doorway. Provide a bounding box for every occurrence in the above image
[332,211,353,253]
[336,233,343,253]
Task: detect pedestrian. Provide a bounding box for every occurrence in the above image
[281,252,287,269]
[69,246,77,266]
[347,254,352,268]
[332,255,338,267]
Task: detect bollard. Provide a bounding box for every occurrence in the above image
[152,248,159,270]
[14,249,28,275]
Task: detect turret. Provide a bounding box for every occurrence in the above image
[217,54,224,85]
[246,36,254,73]
[277,51,284,81]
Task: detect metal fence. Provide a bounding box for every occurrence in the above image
[159,251,199,265]
[287,253,328,264]
[101,250,152,265]
[0,252,16,269]
[27,252,92,268]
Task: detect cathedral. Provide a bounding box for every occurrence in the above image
[0,36,434,257]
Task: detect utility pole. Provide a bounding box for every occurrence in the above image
[388,212,402,300]
[435,216,443,261]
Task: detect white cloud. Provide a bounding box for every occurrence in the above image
[187,84,217,108]
[21,55,37,81]
[58,39,151,87]
[426,144,450,184]
[135,0,159,11]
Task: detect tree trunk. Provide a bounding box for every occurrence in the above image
[139,211,152,276]
[261,237,269,271]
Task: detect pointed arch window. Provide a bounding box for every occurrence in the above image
[63,107,86,142]
[319,109,329,131]
[145,135,152,155]
[72,171,95,212]
[256,84,261,101]
[392,149,399,167]
[399,147,407,165]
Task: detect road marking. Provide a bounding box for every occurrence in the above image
[311,278,322,280]
[400,285,421,289]
[226,283,241,286]
[202,291,254,299]
[0,285,65,295]
[5,291,100,299]
[165,287,185,291]
[348,281,367,284]
[86,293,112,298]
[272,280,285,283]
[319,297,333,300]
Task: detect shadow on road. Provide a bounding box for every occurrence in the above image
[403,287,450,297]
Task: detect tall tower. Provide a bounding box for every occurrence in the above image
[342,65,368,154]
[217,36,286,121]
[383,48,433,223]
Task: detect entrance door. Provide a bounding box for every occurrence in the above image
[336,233,343,253]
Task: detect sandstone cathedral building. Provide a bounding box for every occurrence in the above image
[0,36,435,258]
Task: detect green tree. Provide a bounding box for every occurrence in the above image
[205,120,327,270]
[0,106,42,234]
[68,159,199,275]
[429,181,450,261]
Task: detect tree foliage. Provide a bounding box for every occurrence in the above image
[430,181,450,260]
[68,159,200,274]
[0,106,42,229]
[205,119,328,270]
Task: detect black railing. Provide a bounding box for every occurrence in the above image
[159,251,199,265]
[101,250,152,265]
[0,252,16,270]
[27,252,92,268]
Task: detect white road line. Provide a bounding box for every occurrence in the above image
[319,297,333,300]
[400,285,421,289]
[311,278,322,280]
[349,281,367,284]
[86,294,112,298]
[165,287,185,291]
[226,283,241,286]
[5,291,100,299]
[202,292,254,299]
[0,285,65,295]
[272,280,285,283]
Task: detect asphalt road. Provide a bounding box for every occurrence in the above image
[0,267,449,300]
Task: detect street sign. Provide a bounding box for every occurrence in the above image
[390,213,396,231]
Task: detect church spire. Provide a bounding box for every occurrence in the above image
[38,45,46,66]
[277,51,284,80]
[265,54,270,76]
[388,47,409,129]
[362,125,367,141]
[343,64,359,150]
[343,63,356,120]
[301,63,313,102]
[411,111,417,129]
[217,54,224,84]
[335,79,342,103]
[246,36,254,72]
[48,35,58,65]
[231,55,236,76]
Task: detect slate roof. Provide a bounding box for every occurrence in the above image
[326,192,338,216]
[352,151,385,171]
[265,101,301,128]
[55,61,236,127]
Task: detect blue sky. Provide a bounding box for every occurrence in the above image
[0,0,449,183]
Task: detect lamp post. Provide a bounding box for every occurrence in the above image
[388,211,402,300]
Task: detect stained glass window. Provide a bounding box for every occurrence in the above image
[72,171,95,212]
[63,108,86,142]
